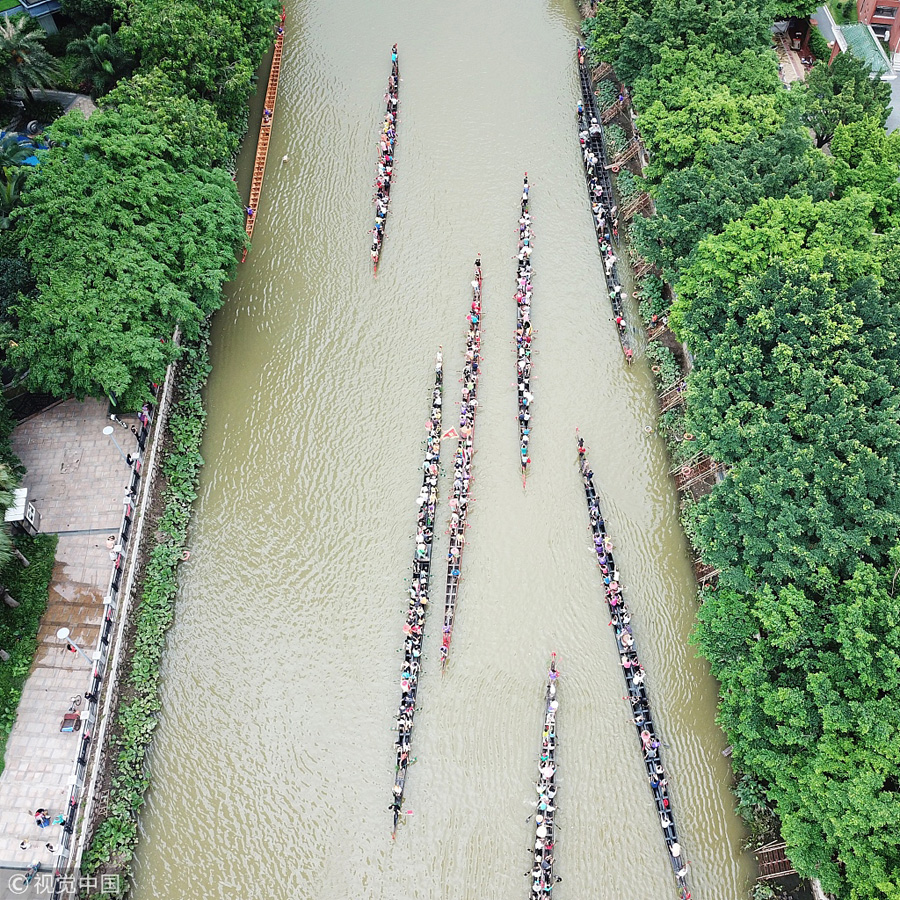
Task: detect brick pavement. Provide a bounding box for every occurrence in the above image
[0,399,137,880]
[774,33,808,84]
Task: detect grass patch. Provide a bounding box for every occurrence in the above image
[0,0,23,13]
[0,533,58,774]
[827,0,858,24]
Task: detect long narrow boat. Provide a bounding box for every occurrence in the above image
[371,44,399,275]
[390,350,444,837]
[576,433,691,899]
[241,8,285,261]
[440,258,483,671]
[575,44,633,363]
[515,174,534,487]
[528,653,560,898]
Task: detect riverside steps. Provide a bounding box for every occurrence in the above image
[577,434,692,900]
[575,44,634,362]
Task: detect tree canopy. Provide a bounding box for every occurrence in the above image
[802,52,892,148]
[682,260,900,588]
[671,192,878,358]
[12,109,245,408]
[631,47,784,180]
[829,115,900,232]
[632,119,830,274]
[696,559,900,899]
[115,0,280,126]
[0,15,59,104]
[613,0,773,84]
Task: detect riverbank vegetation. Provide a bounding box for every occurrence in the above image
[0,0,278,882]
[82,329,209,890]
[0,0,279,410]
[0,533,58,773]
[583,0,900,896]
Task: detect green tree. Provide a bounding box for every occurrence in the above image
[696,559,900,899]
[582,0,640,64]
[683,261,900,589]
[0,15,59,104]
[613,0,772,85]
[0,135,33,169]
[0,256,33,321]
[829,116,900,231]
[68,23,133,97]
[60,0,114,27]
[115,0,280,126]
[671,192,877,358]
[630,47,785,181]
[769,0,820,18]
[802,52,891,147]
[0,167,27,230]
[12,108,246,409]
[104,68,234,165]
[632,119,831,275]
[0,463,16,570]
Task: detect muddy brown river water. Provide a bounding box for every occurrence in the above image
[129,0,757,896]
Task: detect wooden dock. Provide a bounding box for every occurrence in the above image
[242,13,285,261]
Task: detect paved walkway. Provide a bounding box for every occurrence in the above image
[774,33,808,84]
[0,399,136,880]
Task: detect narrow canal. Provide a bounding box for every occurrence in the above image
[130,0,757,896]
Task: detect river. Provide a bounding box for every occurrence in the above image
[129,0,757,897]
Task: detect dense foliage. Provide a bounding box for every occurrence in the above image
[83,333,209,889]
[802,52,891,147]
[0,534,58,772]
[631,117,831,275]
[116,0,279,131]
[584,0,900,892]
[13,106,245,409]
[0,0,278,412]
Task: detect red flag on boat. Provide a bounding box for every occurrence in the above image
[442,427,459,440]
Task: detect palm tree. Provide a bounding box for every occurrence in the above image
[0,167,27,229]
[68,24,132,97]
[0,134,33,168]
[0,16,59,105]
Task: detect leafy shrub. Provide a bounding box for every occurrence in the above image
[637,273,668,325]
[604,123,628,157]
[645,340,680,390]
[43,25,83,58]
[83,329,211,886]
[615,167,640,202]
[596,79,618,110]
[808,26,830,61]
[0,533,58,771]
[658,408,696,465]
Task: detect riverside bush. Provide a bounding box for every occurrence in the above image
[604,123,628,157]
[596,79,618,110]
[0,534,57,771]
[614,168,640,202]
[645,340,679,389]
[82,329,211,890]
[584,0,900,890]
[637,273,667,325]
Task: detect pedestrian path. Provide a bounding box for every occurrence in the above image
[0,399,135,873]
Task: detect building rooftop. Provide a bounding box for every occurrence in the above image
[835,22,895,76]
